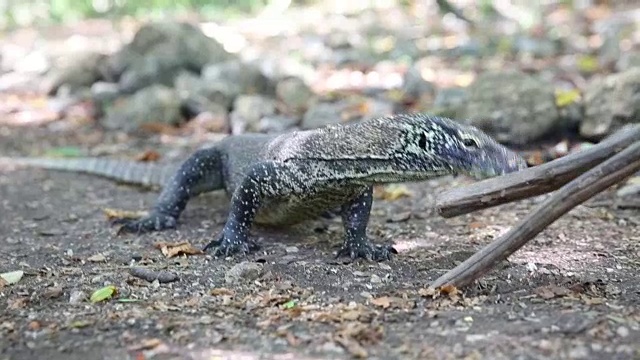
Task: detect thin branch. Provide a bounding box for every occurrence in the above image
[430,141,640,289]
[436,124,640,218]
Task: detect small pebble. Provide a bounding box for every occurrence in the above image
[224,261,263,284]
[616,326,629,338]
[284,246,299,254]
[69,290,87,304]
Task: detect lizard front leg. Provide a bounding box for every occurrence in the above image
[336,186,397,261]
[113,147,224,233]
[202,162,291,256]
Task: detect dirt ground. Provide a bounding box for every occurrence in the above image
[1,126,639,360]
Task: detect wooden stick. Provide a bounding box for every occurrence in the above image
[430,141,640,289]
[436,124,640,218]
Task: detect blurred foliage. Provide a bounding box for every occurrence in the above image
[0,0,284,29]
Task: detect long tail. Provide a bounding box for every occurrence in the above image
[0,156,179,188]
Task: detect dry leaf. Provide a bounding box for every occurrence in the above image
[535,285,570,300]
[138,122,181,135]
[375,184,413,201]
[439,284,459,296]
[340,310,363,321]
[134,150,161,162]
[210,288,235,296]
[334,337,368,359]
[418,287,437,297]
[154,241,204,258]
[103,208,148,220]
[535,286,556,300]
[371,296,392,309]
[128,338,165,351]
[7,297,29,309]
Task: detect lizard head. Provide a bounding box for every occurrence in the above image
[397,114,528,180]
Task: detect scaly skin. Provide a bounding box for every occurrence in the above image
[3,114,527,261]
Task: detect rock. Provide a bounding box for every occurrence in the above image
[184,104,229,134]
[276,77,314,114]
[105,22,233,92]
[301,98,393,130]
[513,35,558,58]
[117,44,187,93]
[174,70,234,110]
[257,115,299,133]
[401,64,435,101]
[90,82,120,104]
[301,102,345,129]
[462,70,560,144]
[42,51,107,95]
[230,95,277,133]
[616,326,629,338]
[432,87,468,118]
[580,68,640,139]
[616,180,640,198]
[102,84,183,132]
[224,261,264,284]
[9,49,50,74]
[616,51,640,71]
[202,60,275,99]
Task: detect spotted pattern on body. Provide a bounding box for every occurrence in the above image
[8,114,528,261]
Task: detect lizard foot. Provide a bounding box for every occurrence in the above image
[112,212,177,234]
[202,232,259,257]
[336,239,397,261]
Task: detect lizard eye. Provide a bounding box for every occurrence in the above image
[462,138,479,148]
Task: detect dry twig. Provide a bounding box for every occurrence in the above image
[435,125,640,218]
[430,141,640,289]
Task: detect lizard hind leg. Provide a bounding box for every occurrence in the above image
[113,147,225,234]
[336,186,398,261]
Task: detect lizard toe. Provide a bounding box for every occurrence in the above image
[205,232,259,257]
[336,239,397,262]
[113,213,177,234]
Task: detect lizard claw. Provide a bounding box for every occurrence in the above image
[336,239,397,261]
[202,232,259,257]
[112,212,177,234]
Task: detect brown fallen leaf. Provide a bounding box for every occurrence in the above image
[7,297,29,309]
[418,287,437,297]
[138,122,182,135]
[334,337,368,359]
[371,296,392,309]
[439,284,459,297]
[340,309,363,321]
[210,288,235,296]
[374,184,413,201]
[134,149,161,162]
[535,285,570,300]
[154,241,204,258]
[103,208,148,221]
[127,338,165,351]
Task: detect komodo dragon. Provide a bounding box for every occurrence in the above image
[1,114,527,260]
